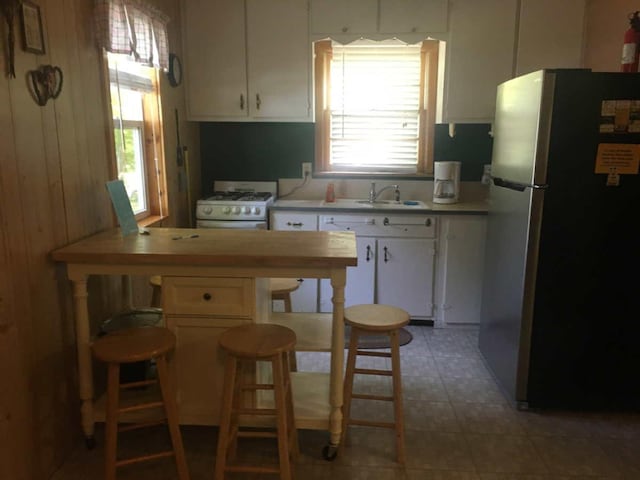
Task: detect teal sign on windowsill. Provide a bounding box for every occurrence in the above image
[106,180,139,237]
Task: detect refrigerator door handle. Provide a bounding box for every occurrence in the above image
[491,176,548,192]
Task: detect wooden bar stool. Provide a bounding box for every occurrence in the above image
[342,304,410,464]
[270,278,301,371]
[270,278,300,313]
[149,275,162,308]
[215,323,298,480]
[91,326,190,480]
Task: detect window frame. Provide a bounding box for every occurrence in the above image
[314,39,439,176]
[102,51,168,224]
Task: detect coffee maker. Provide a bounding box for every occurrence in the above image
[433,161,460,204]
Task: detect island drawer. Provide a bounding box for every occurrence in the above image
[162,276,254,317]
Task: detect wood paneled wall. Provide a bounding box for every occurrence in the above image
[0,0,198,479]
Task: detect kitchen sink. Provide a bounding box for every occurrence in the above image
[324,198,430,209]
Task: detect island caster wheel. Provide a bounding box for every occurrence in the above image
[85,436,96,450]
[322,444,338,461]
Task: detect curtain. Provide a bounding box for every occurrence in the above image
[94,0,170,70]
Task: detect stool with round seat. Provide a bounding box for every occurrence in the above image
[215,323,298,480]
[91,326,190,480]
[341,304,410,464]
[269,278,300,313]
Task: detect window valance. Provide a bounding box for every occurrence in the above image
[94,0,170,70]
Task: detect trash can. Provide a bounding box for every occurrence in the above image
[98,308,163,383]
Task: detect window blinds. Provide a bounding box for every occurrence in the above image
[329,44,422,172]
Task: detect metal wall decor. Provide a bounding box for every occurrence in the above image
[28,64,63,106]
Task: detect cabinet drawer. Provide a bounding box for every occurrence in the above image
[162,277,254,317]
[271,212,318,231]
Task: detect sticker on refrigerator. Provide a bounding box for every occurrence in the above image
[599,100,640,133]
[595,143,640,177]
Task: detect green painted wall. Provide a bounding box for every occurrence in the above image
[200,122,493,195]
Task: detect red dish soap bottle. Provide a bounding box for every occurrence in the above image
[325,182,336,203]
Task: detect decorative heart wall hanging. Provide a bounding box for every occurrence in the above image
[28,64,63,106]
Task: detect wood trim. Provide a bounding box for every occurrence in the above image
[421,40,439,176]
[314,40,332,174]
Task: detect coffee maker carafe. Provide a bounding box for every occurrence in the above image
[433,161,460,204]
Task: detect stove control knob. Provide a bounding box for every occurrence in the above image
[203,206,213,215]
[243,206,251,214]
[252,207,261,215]
[222,206,231,214]
[232,206,241,214]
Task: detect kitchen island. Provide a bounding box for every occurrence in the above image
[51,227,357,453]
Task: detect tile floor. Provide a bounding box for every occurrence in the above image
[52,325,640,479]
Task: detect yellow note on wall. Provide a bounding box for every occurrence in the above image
[594,143,640,174]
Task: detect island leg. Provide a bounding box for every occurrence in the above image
[325,268,346,459]
[70,275,95,447]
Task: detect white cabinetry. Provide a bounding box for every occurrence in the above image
[443,0,518,123]
[310,0,447,35]
[515,0,585,76]
[183,0,311,121]
[270,212,319,312]
[319,214,436,319]
[435,215,487,325]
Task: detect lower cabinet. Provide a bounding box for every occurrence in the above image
[435,215,487,325]
[318,214,437,319]
[162,275,266,425]
[269,212,319,312]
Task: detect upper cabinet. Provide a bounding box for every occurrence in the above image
[310,0,447,36]
[310,0,378,34]
[183,0,311,122]
[515,0,585,76]
[443,0,518,123]
[379,0,448,34]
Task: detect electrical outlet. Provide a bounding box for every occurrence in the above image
[301,162,312,179]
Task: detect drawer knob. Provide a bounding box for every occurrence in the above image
[203,292,212,301]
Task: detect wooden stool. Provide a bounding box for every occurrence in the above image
[92,327,190,480]
[342,304,409,464]
[270,278,301,371]
[215,324,298,480]
[270,278,300,313]
[149,275,162,308]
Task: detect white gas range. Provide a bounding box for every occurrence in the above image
[196,181,277,229]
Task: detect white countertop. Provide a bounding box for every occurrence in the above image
[271,198,488,215]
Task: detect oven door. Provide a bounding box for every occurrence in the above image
[196,219,268,230]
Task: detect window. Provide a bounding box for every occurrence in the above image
[314,39,439,175]
[107,53,167,221]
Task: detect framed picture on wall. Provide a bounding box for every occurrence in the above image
[20,1,45,54]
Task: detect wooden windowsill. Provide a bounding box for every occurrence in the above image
[138,215,169,228]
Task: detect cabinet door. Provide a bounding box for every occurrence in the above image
[377,238,435,318]
[310,0,378,34]
[246,0,311,120]
[438,216,487,325]
[444,0,517,123]
[172,318,251,425]
[515,0,585,76]
[379,0,448,34]
[270,212,318,311]
[319,236,375,312]
[183,0,247,120]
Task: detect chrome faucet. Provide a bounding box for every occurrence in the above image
[368,182,400,203]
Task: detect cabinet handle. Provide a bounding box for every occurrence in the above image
[365,244,372,262]
[287,222,303,227]
[256,93,261,110]
[203,292,212,301]
[240,94,245,110]
[383,246,389,263]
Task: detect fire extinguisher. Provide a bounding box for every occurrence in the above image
[621,11,640,72]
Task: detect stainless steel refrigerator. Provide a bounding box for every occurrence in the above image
[479,69,640,410]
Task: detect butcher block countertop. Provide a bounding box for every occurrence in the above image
[51,227,358,268]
